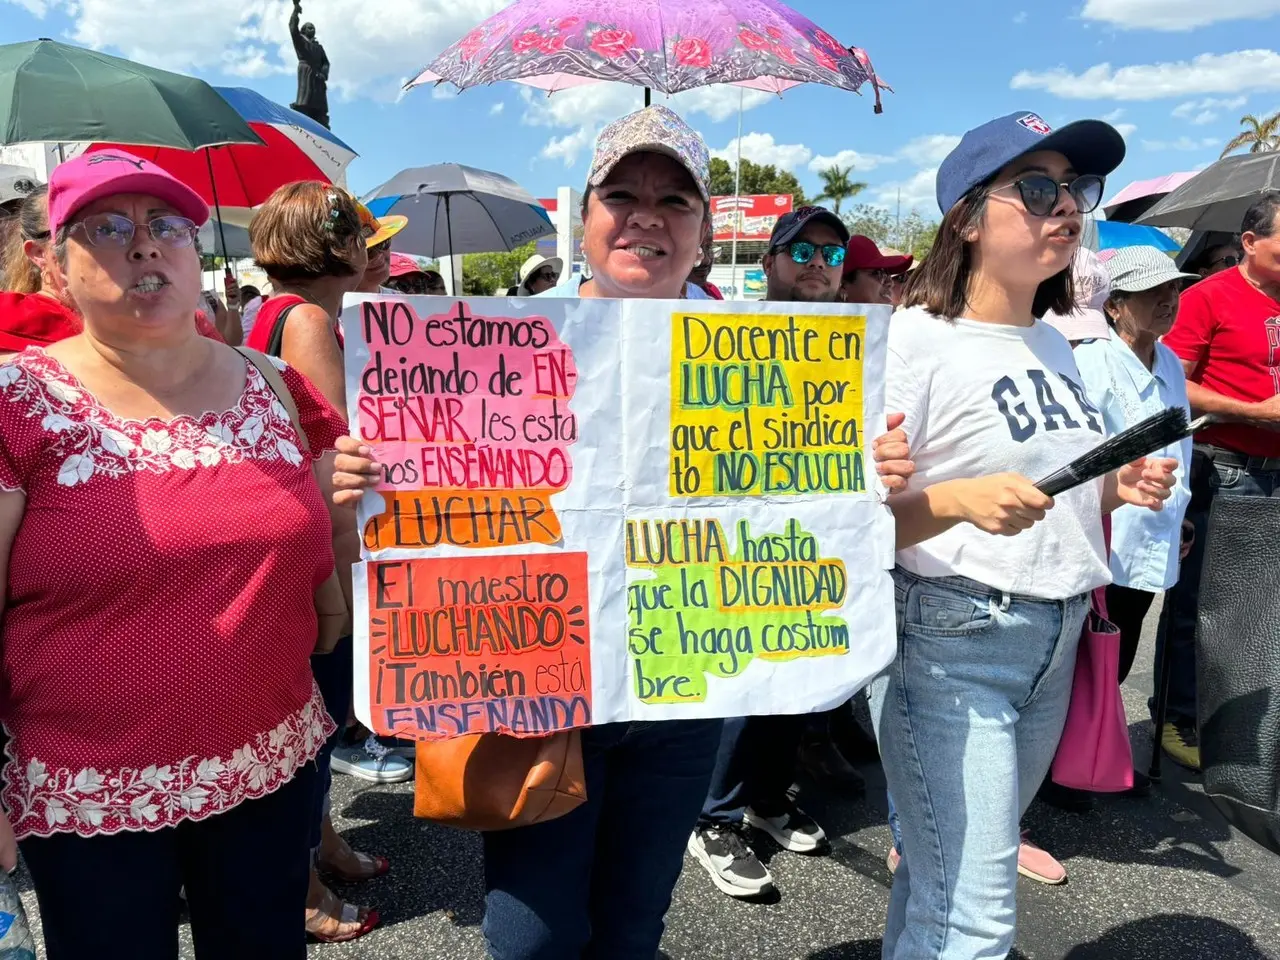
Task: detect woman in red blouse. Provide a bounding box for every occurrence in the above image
[0,152,345,958]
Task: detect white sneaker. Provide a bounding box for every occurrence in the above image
[687,823,776,899]
[745,802,828,854]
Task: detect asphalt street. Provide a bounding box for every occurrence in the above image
[15,601,1280,959]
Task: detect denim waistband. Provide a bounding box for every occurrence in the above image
[893,565,1089,609]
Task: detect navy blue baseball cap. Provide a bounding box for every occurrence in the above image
[768,205,850,249]
[935,111,1126,215]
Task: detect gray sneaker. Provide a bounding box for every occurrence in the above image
[330,735,414,783]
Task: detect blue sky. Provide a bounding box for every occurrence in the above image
[3,0,1279,218]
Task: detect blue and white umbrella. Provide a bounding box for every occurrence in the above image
[360,163,555,274]
[1095,220,1180,253]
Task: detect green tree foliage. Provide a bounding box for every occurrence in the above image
[1221,111,1280,157]
[460,241,538,296]
[841,204,940,259]
[813,164,867,214]
[708,156,809,206]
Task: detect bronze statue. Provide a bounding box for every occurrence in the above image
[289,0,330,129]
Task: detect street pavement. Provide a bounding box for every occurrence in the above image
[15,602,1280,959]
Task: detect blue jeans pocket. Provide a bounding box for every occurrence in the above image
[908,592,995,637]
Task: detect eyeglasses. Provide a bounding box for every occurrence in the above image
[780,241,846,267]
[70,213,197,249]
[369,240,391,258]
[1209,254,1241,269]
[529,268,558,284]
[992,173,1105,217]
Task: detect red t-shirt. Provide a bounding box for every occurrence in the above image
[0,293,82,351]
[1164,266,1280,457]
[0,348,346,839]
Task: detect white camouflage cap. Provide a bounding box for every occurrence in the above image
[587,105,711,203]
[1106,245,1199,293]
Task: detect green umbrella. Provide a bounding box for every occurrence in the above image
[0,39,263,149]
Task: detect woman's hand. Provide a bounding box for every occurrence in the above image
[1113,457,1177,511]
[331,435,382,507]
[944,473,1054,536]
[0,809,16,872]
[873,412,914,494]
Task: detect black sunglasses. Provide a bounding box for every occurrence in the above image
[1209,254,1241,269]
[778,241,846,267]
[993,173,1105,217]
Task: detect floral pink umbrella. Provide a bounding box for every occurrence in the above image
[406,0,889,110]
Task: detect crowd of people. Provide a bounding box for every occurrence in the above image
[0,94,1276,960]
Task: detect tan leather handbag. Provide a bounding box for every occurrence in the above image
[413,730,587,830]
[236,347,350,655]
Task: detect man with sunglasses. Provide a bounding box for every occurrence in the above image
[1155,191,1280,772]
[689,205,851,902]
[840,235,912,306]
[760,206,850,303]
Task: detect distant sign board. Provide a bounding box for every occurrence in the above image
[711,195,794,242]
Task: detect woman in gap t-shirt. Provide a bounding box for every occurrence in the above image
[870,113,1176,960]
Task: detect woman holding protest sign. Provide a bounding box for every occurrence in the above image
[329,104,916,960]
[0,151,346,958]
[247,181,406,943]
[871,113,1176,959]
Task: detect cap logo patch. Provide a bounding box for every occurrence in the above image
[86,154,147,171]
[1017,114,1052,136]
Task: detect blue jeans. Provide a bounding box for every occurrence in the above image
[1153,450,1280,726]
[870,567,1088,960]
[699,714,807,825]
[482,719,722,960]
[308,634,353,852]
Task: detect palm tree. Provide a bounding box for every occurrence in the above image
[813,164,867,215]
[1221,112,1280,158]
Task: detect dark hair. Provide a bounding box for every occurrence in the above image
[1241,191,1280,239]
[239,284,261,300]
[0,184,49,295]
[250,181,365,283]
[902,179,1074,320]
[1102,289,1131,329]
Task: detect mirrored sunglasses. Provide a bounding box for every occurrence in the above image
[782,241,846,267]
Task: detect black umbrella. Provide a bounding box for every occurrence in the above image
[1137,152,1280,234]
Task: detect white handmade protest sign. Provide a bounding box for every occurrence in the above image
[342,294,896,740]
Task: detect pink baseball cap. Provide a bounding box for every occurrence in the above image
[48,151,209,239]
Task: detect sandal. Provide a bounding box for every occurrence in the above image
[305,888,380,943]
[319,849,390,883]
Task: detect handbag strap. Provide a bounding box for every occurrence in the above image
[234,346,310,456]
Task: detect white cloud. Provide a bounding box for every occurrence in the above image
[711,133,812,171]
[1012,50,1280,101]
[1013,10,1028,23]
[1081,0,1280,30]
[897,134,962,167]
[489,102,505,115]
[1140,135,1221,151]
[10,0,510,100]
[431,84,460,100]
[519,83,771,166]
[870,168,939,217]
[806,149,895,174]
[1114,122,1138,139]
[541,128,594,166]
[1101,108,1126,123]
[1172,96,1248,125]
